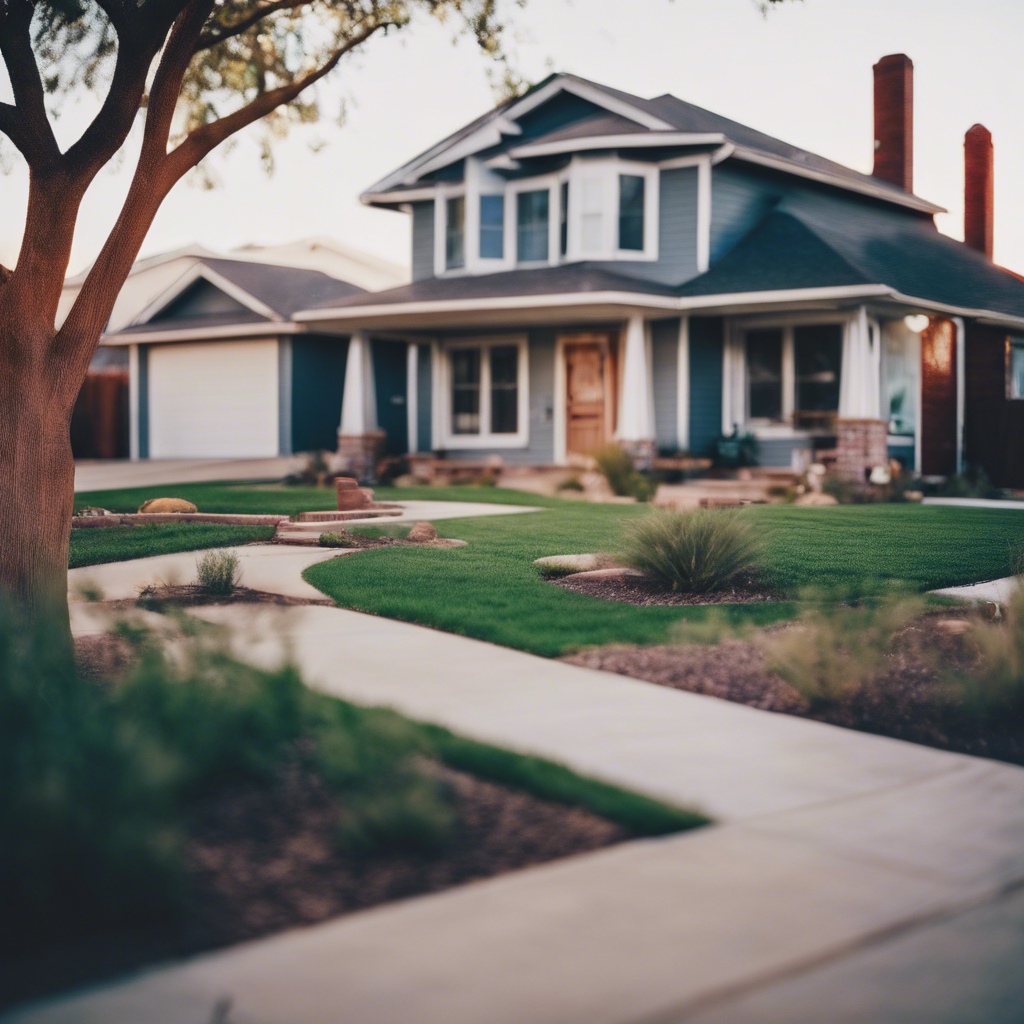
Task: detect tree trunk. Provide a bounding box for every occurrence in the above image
[0,324,77,638]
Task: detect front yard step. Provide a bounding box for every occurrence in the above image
[294,509,403,523]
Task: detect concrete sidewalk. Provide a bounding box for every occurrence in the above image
[22,551,1024,1024]
[74,457,306,493]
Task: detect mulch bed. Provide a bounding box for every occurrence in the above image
[129,584,334,609]
[552,573,776,606]
[565,614,1024,765]
[8,638,632,1011]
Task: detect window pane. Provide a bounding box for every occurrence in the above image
[560,181,569,257]
[746,328,783,420]
[580,174,603,254]
[618,174,645,251]
[451,348,480,435]
[794,324,843,414]
[1012,342,1024,399]
[480,194,504,260]
[517,190,549,262]
[445,196,465,270]
[490,345,519,434]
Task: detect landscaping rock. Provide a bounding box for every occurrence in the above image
[534,553,607,573]
[76,506,112,517]
[795,492,839,507]
[407,521,438,543]
[335,477,375,511]
[137,497,198,514]
[562,567,646,582]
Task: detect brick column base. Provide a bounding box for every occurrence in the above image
[835,419,888,482]
[337,431,386,484]
[619,439,657,472]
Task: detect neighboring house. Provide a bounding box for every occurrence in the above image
[72,240,407,459]
[277,55,1024,486]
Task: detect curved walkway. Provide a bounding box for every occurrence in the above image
[16,544,1024,1024]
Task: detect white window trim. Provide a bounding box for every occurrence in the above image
[506,175,561,269]
[436,335,530,449]
[564,156,660,263]
[730,312,853,437]
[433,185,468,278]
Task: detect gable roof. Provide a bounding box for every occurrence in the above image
[105,258,367,339]
[363,73,943,215]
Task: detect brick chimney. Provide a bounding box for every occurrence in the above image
[964,124,994,260]
[873,53,913,192]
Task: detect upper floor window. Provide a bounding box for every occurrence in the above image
[480,194,505,260]
[445,196,465,270]
[517,189,550,263]
[1011,339,1024,400]
[618,174,646,251]
[559,181,569,258]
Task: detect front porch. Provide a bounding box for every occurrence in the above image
[327,298,953,485]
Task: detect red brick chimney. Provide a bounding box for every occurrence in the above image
[964,124,994,260]
[873,53,913,192]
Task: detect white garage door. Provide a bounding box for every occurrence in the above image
[148,339,280,458]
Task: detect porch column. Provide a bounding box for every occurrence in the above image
[617,314,656,469]
[338,331,385,482]
[836,306,887,481]
[406,342,419,455]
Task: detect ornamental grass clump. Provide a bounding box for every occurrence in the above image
[196,550,241,594]
[621,508,761,594]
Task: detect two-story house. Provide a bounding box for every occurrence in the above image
[110,55,1024,486]
[288,54,1024,486]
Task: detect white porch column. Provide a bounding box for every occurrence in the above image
[676,315,690,451]
[836,306,887,481]
[617,314,656,467]
[338,331,382,481]
[406,342,419,454]
[340,331,378,435]
[839,306,882,420]
[128,343,140,461]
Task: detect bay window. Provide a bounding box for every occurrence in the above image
[479,194,504,260]
[441,337,529,447]
[618,173,646,251]
[445,195,465,270]
[517,189,550,262]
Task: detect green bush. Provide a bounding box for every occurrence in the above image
[594,444,657,503]
[319,531,355,548]
[557,476,585,493]
[195,550,241,594]
[0,605,456,952]
[620,508,761,593]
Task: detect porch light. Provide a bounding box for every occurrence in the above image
[903,314,930,334]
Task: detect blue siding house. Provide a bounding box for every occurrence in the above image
[294,58,1024,482]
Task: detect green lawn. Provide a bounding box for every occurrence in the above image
[304,501,1024,657]
[70,523,275,569]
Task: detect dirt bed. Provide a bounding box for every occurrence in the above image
[552,574,776,606]
[13,637,634,1009]
[565,615,1023,765]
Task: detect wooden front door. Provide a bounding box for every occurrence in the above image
[920,318,958,476]
[565,340,611,456]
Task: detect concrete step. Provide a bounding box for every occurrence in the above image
[296,507,402,522]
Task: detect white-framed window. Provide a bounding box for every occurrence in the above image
[445,195,466,270]
[438,336,530,448]
[1010,338,1024,400]
[479,194,505,260]
[737,315,846,432]
[516,188,552,263]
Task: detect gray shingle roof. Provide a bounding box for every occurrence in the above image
[302,263,681,311]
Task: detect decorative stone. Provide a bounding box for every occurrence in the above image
[407,521,438,543]
[562,567,646,581]
[795,492,839,506]
[137,498,198,514]
[77,506,112,517]
[534,554,606,573]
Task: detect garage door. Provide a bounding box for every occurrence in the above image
[148,339,280,458]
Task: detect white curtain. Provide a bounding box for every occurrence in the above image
[838,307,881,419]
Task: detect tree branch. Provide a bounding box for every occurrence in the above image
[168,20,382,179]
[0,2,60,166]
[196,0,307,51]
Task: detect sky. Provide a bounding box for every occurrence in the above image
[2,0,1023,276]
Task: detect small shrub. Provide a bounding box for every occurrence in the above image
[759,590,928,710]
[594,444,657,503]
[557,475,585,493]
[319,532,355,548]
[620,508,761,593]
[195,550,241,594]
